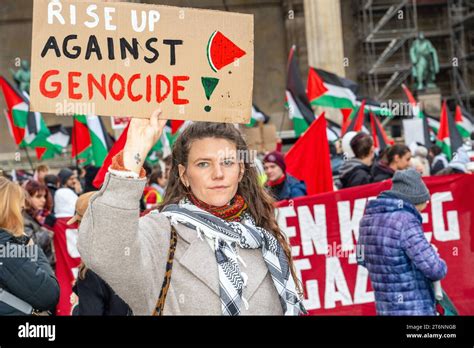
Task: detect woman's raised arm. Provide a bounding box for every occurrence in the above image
[77,110,170,315]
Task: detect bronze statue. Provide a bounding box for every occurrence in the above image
[11,60,31,94]
[410,32,439,90]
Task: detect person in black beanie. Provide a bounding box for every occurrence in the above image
[58,169,74,188]
[263,151,307,201]
[357,169,447,315]
[54,169,79,221]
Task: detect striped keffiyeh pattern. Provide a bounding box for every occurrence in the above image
[161,199,307,316]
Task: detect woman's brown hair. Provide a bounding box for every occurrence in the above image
[24,180,52,218]
[160,122,303,295]
[0,177,25,237]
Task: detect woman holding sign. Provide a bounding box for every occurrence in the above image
[77,110,306,316]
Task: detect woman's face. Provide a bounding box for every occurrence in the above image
[31,190,46,211]
[179,138,244,207]
[394,152,412,170]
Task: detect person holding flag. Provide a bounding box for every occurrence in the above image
[77,110,306,316]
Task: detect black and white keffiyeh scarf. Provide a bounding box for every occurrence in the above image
[161,199,307,316]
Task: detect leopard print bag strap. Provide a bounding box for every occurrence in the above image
[152,225,178,316]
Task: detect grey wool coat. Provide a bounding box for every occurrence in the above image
[77,173,284,315]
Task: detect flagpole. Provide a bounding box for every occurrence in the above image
[22,146,34,173]
[72,116,79,170]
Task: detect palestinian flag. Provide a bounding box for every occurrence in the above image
[342,99,366,135]
[306,67,357,109]
[402,84,422,118]
[285,45,315,136]
[2,107,23,146]
[245,104,270,127]
[93,122,130,189]
[454,105,473,139]
[147,120,193,164]
[401,83,432,145]
[436,101,464,160]
[170,120,185,134]
[147,125,173,164]
[34,126,69,160]
[370,112,394,151]
[0,76,62,160]
[427,116,440,134]
[72,115,113,166]
[361,98,392,117]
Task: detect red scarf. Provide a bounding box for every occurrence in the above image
[188,193,248,222]
[266,173,286,187]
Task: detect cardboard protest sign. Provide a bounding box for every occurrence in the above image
[242,122,277,153]
[30,0,254,123]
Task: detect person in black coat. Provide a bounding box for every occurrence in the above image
[69,192,132,316]
[0,177,59,315]
[72,268,132,316]
[339,132,375,188]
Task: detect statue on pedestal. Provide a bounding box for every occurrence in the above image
[410,32,439,91]
[11,60,31,94]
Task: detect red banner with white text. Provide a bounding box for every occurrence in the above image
[276,174,474,315]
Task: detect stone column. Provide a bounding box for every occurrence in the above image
[303,0,346,77]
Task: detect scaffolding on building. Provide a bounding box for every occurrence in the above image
[359,0,418,102]
[358,0,473,114]
[448,0,474,113]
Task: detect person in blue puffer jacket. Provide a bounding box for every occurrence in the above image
[357,169,447,315]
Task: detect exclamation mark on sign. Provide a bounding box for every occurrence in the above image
[201,77,219,112]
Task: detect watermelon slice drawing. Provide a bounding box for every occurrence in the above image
[207,31,246,72]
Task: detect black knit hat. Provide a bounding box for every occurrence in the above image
[58,168,74,186]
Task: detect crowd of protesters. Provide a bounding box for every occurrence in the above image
[336,131,473,190]
[0,119,473,316]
